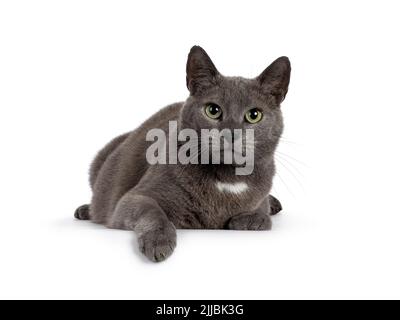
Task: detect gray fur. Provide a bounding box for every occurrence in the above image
[75,46,291,262]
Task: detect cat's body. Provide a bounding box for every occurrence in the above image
[75,46,291,262]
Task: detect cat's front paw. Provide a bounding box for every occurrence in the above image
[269,195,283,215]
[228,212,272,231]
[138,224,177,262]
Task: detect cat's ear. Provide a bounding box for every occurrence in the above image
[186,46,220,95]
[257,56,291,104]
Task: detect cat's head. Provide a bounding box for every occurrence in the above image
[179,46,290,169]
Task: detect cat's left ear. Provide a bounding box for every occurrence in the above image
[186,46,220,95]
[257,56,291,104]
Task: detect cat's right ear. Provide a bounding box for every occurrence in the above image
[186,46,220,95]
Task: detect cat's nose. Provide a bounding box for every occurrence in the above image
[233,131,242,142]
[222,130,242,144]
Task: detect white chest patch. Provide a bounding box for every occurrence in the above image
[216,181,249,194]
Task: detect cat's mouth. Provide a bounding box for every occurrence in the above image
[210,146,254,165]
[176,141,255,171]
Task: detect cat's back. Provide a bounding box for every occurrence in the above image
[91,102,183,185]
[94,101,184,186]
[133,102,183,136]
[90,102,183,223]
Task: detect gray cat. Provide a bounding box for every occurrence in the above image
[75,46,291,262]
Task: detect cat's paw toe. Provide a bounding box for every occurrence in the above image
[138,226,177,262]
[269,195,283,215]
[74,204,90,220]
[228,213,272,231]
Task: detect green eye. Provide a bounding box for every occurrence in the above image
[245,108,263,124]
[205,103,222,119]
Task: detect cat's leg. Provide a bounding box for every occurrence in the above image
[74,204,91,220]
[227,196,274,231]
[110,192,176,262]
[75,133,130,222]
[89,132,130,188]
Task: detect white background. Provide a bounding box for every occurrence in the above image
[1,0,399,300]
